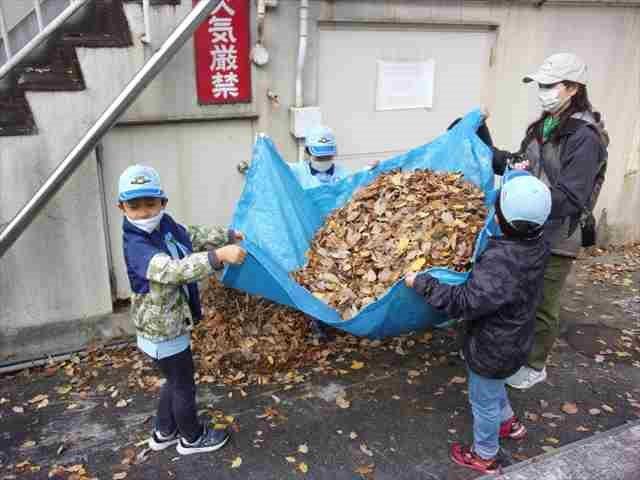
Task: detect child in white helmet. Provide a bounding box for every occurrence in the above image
[289,125,351,189]
[118,164,246,456]
[405,172,552,474]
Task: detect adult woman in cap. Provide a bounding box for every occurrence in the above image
[491,53,608,390]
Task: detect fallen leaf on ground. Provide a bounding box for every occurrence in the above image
[525,411,539,422]
[589,408,601,415]
[336,396,351,409]
[360,443,374,457]
[577,426,590,432]
[285,456,296,463]
[351,361,365,370]
[298,462,309,473]
[12,406,24,414]
[20,440,36,449]
[545,437,560,444]
[56,385,73,395]
[231,457,242,469]
[28,394,48,404]
[602,404,614,413]
[113,473,128,480]
[354,464,375,476]
[449,376,466,384]
[298,444,309,454]
[349,432,358,440]
[562,402,578,415]
[116,399,128,408]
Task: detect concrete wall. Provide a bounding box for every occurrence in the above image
[1,0,640,360]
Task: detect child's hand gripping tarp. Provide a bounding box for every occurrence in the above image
[222,109,495,338]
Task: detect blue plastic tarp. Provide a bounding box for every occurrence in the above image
[222,109,496,338]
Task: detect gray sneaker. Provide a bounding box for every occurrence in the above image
[506,366,547,390]
[176,426,230,456]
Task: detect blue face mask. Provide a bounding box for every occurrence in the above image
[128,210,164,233]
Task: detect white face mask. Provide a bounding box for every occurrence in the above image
[538,85,571,113]
[128,210,164,233]
[310,158,334,173]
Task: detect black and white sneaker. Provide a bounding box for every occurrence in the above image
[148,429,179,451]
[176,426,230,456]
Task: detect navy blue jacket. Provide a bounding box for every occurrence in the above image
[414,236,550,379]
[123,214,203,321]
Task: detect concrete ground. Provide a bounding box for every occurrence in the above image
[1,248,639,480]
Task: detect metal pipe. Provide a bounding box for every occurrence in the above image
[0,0,88,80]
[34,0,45,32]
[0,338,134,375]
[0,4,11,60]
[141,0,152,44]
[0,0,222,258]
[95,143,117,301]
[295,0,309,162]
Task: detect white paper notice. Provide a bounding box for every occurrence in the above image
[375,60,435,111]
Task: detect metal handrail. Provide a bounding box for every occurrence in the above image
[0,0,222,258]
[0,0,89,80]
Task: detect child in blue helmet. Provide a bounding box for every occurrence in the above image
[289,125,351,189]
[405,173,552,474]
[118,165,246,456]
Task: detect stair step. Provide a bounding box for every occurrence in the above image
[16,45,85,91]
[62,0,133,48]
[0,92,37,136]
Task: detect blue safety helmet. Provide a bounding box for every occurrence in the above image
[118,164,166,202]
[304,125,337,157]
[498,173,551,234]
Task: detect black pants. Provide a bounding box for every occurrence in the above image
[154,347,202,443]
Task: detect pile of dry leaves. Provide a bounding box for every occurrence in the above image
[293,170,487,319]
[194,280,328,385]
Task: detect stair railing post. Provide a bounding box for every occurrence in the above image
[34,0,45,32]
[142,0,152,43]
[0,4,12,60]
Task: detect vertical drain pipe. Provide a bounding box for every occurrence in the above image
[295,0,309,162]
[95,143,117,302]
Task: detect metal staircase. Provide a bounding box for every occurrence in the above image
[0,0,221,257]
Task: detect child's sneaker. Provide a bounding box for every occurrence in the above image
[176,426,229,456]
[450,443,501,474]
[500,416,527,440]
[148,429,179,451]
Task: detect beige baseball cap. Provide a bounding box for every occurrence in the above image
[523,53,587,85]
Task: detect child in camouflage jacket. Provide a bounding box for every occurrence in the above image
[118,164,246,456]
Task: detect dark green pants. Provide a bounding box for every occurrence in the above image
[527,254,574,371]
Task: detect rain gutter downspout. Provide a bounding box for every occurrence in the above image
[295,0,309,162]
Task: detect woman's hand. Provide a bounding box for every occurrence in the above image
[216,245,247,265]
[232,230,244,242]
[405,272,418,288]
[512,160,530,170]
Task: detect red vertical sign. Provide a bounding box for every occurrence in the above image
[193,0,251,104]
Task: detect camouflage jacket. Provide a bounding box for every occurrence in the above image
[122,214,231,343]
